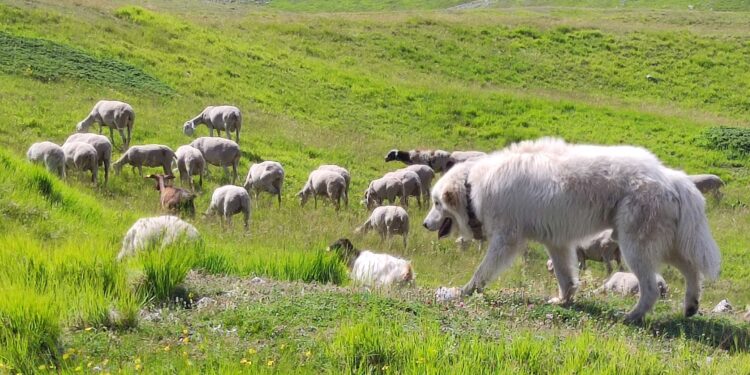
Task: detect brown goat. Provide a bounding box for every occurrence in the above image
[146,174,196,217]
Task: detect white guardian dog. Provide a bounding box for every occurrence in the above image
[423,138,720,322]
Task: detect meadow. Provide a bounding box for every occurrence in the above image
[1,0,750,373]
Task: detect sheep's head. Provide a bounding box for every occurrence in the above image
[75,121,88,133]
[363,189,378,210]
[183,122,195,136]
[297,189,309,207]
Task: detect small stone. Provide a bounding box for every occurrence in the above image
[196,297,217,310]
[435,287,462,303]
[711,299,732,313]
[250,277,266,284]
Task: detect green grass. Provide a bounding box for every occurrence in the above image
[1,0,750,372]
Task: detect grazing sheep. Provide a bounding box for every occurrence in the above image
[189,137,240,183]
[355,206,409,248]
[146,174,196,217]
[688,174,724,201]
[317,164,350,207]
[62,141,98,183]
[64,133,112,184]
[384,149,486,173]
[205,185,251,230]
[328,238,414,287]
[113,144,176,177]
[175,145,205,190]
[576,229,623,274]
[244,161,285,206]
[183,105,242,142]
[27,141,66,178]
[117,216,200,261]
[75,100,134,150]
[297,169,346,210]
[597,272,668,298]
[384,170,423,208]
[400,164,434,199]
[364,176,406,210]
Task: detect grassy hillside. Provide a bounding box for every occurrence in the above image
[1,0,750,373]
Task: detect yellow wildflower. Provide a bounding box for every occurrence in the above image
[84,327,93,332]
[135,363,142,371]
[87,361,93,368]
[134,358,141,364]
[382,365,390,371]
[75,365,83,372]
[305,350,312,358]
[266,359,275,367]
[62,353,71,360]
[240,358,252,366]
[164,345,171,352]
[247,348,257,355]
[182,329,189,335]
[280,344,286,350]
[37,365,47,371]
[181,337,189,344]
[102,359,109,366]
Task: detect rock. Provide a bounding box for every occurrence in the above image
[195,297,217,310]
[711,299,732,313]
[435,286,462,303]
[250,277,266,284]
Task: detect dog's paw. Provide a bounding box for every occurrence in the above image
[547,297,565,305]
[435,287,462,303]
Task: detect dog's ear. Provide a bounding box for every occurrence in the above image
[442,188,459,208]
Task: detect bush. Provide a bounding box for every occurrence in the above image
[702,127,750,159]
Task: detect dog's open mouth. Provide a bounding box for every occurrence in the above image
[438,218,452,238]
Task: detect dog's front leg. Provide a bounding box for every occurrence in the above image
[462,234,522,296]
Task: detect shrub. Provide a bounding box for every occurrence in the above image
[702,127,750,159]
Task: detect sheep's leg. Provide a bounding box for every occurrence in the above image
[243,209,249,231]
[209,128,215,137]
[402,234,407,249]
[138,165,143,178]
[235,128,240,144]
[604,258,613,274]
[118,128,127,151]
[91,166,98,184]
[232,161,238,184]
[127,125,131,150]
[462,235,524,296]
[108,127,116,147]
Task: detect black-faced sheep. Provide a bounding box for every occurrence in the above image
[75,100,134,151]
[27,141,66,178]
[384,149,486,173]
[327,238,414,287]
[183,105,242,143]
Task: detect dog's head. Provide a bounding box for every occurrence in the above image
[423,162,475,240]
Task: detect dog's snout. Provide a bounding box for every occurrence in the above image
[423,222,429,229]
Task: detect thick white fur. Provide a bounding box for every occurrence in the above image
[424,138,721,321]
[117,216,199,261]
[351,251,413,287]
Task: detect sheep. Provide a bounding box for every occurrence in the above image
[244,161,284,206]
[75,100,134,150]
[316,164,350,207]
[146,174,196,217]
[355,206,409,248]
[117,216,200,261]
[297,169,346,211]
[64,133,112,184]
[175,145,205,190]
[575,229,624,274]
[183,105,242,143]
[205,185,251,230]
[363,176,406,210]
[384,170,423,208]
[400,164,434,199]
[61,141,98,183]
[384,149,486,173]
[688,174,724,201]
[113,144,176,177]
[189,137,240,183]
[27,141,66,178]
[327,238,414,288]
[597,272,668,298]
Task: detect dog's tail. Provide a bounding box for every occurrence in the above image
[674,173,721,280]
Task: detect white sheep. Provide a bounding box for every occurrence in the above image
[575,229,623,274]
[117,216,200,261]
[206,185,251,230]
[400,164,434,199]
[113,144,176,177]
[61,141,98,183]
[183,105,242,142]
[364,176,406,210]
[244,161,285,206]
[75,100,135,150]
[597,272,668,298]
[175,145,205,190]
[688,174,724,201]
[27,141,66,178]
[328,238,414,288]
[64,133,112,184]
[317,164,350,207]
[189,137,241,183]
[355,206,409,248]
[297,169,346,211]
[384,170,423,208]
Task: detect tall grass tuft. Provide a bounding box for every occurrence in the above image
[137,242,198,303]
[241,250,347,285]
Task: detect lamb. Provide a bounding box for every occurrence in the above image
[575,229,624,274]
[75,100,135,150]
[355,206,409,248]
[189,137,241,183]
[205,185,251,230]
[688,174,724,201]
[116,216,200,261]
[113,144,176,177]
[384,170,423,208]
[384,149,486,173]
[64,133,112,184]
[297,169,346,211]
[146,174,196,217]
[400,164,434,199]
[597,272,668,299]
[316,165,350,207]
[27,141,66,178]
[61,141,98,183]
[327,238,414,287]
[175,145,205,190]
[244,161,284,206]
[183,105,242,143]
[363,176,406,210]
